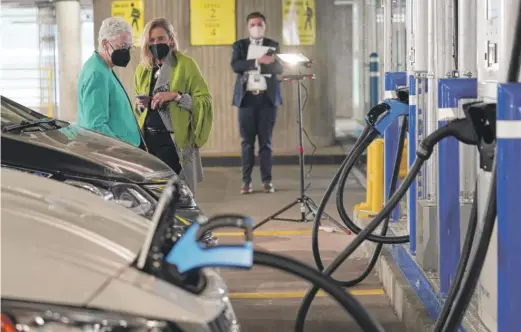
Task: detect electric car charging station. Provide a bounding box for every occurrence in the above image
[2,0,521,330]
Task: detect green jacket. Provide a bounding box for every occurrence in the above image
[134,52,213,149]
[77,52,141,147]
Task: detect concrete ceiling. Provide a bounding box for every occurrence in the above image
[2,0,92,8]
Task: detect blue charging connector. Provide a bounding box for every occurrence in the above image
[367,99,409,135]
[165,215,255,274]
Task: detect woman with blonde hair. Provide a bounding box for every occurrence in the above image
[134,17,213,195]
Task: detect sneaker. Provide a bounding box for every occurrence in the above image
[263,182,275,193]
[240,182,253,195]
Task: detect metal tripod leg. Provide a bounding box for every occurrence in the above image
[302,196,350,233]
[253,198,304,230]
[253,194,350,232]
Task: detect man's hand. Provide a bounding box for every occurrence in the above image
[258,54,275,65]
[151,91,178,110]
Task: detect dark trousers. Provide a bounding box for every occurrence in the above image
[238,93,277,184]
[144,130,183,175]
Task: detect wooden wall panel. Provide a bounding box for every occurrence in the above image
[93,0,345,155]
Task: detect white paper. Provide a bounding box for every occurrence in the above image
[246,44,276,81]
[246,44,275,60]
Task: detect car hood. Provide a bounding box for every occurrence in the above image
[1,168,150,305]
[89,266,229,325]
[1,124,174,183]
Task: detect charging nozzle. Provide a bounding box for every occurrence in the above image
[165,214,255,274]
[367,99,409,135]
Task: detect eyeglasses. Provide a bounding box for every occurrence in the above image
[109,42,135,52]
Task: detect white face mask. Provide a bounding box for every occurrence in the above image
[249,26,265,39]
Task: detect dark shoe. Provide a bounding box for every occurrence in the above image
[240,182,253,194]
[263,182,275,193]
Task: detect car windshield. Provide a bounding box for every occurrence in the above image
[1,97,68,132]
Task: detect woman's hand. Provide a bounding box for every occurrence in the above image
[151,91,178,110]
[136,95,151,110]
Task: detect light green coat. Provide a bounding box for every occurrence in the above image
[133,52,213,150]
[134,51,213,194]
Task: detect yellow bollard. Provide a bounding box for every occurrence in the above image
[369,139,384,213]
[399,139,408,179]
[354,138,385,218]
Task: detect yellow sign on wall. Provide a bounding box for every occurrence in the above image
[282,0,316,46]
[111,0,144,46]
[190,0,236,46]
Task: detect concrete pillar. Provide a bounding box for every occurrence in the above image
[55,0,82,122]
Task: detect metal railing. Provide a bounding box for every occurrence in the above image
[0,67,54,117]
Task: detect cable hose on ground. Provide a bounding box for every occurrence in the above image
[311,125,376,270]
[296,158,426,331]
[433,181,479,331]
[252,250,385,332]
[335,121,410,244]
[312,117,408,290]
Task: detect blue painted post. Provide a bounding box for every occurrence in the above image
[384,72,407,222]
[436,78,477,296]
[408,75,417,254]
[370,53,380,107]
[497,83,521,331]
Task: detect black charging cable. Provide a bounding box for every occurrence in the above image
[296,118,479,331]
[437,2,521,330]
[312,117,408,286]
[253,250,385,332]
[310,125,376,268]
[433,181,479,331]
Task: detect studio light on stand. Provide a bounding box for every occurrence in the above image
[253,53,347,233]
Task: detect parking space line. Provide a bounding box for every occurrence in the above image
[215,229,313,237]
[229,289,384,299]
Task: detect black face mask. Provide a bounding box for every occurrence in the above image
[110,47,131,67]
[149,43,170,60]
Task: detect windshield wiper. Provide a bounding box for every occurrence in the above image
[1,119,59,133]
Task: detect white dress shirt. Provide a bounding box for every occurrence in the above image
[246,38,267,92]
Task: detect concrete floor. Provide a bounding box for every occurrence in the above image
[196,165,406,331]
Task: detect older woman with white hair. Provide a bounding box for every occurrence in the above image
[77,16,145,149]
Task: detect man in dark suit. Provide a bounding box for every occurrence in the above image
[231,11,284,195]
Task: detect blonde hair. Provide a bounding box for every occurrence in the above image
[140,17,179,69]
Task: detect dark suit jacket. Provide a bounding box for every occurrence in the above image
[231,37,284,108]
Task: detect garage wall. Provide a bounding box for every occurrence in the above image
[93,0,350,155]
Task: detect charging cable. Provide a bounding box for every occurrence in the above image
[296,117,480,331]
[165,215,385,332]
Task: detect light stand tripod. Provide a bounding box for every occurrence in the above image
[253,73,347,232]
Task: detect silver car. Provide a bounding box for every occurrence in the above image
[1,168,239,332]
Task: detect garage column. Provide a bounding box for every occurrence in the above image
[55,0,82,122]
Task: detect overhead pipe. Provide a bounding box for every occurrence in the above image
[426,0,438,200]
[406,0,414,74]
[457,0,478,200]
[383,0,394,76]
[413,0,429,200]
[458,0,476,76]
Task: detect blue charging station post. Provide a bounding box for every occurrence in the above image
[436,78,477,296]
[407,75,417,254]
[370,53,380,107]
[497,83,521,331]
[384,72,407,222]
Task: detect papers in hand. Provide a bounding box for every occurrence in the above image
[246,44,276,78]
[247,44,275,60]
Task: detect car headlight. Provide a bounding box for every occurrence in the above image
[1,299,238,332]
[64,180,156,218]
[144,181,196,208]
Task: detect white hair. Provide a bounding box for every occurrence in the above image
[98,17,133,50]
